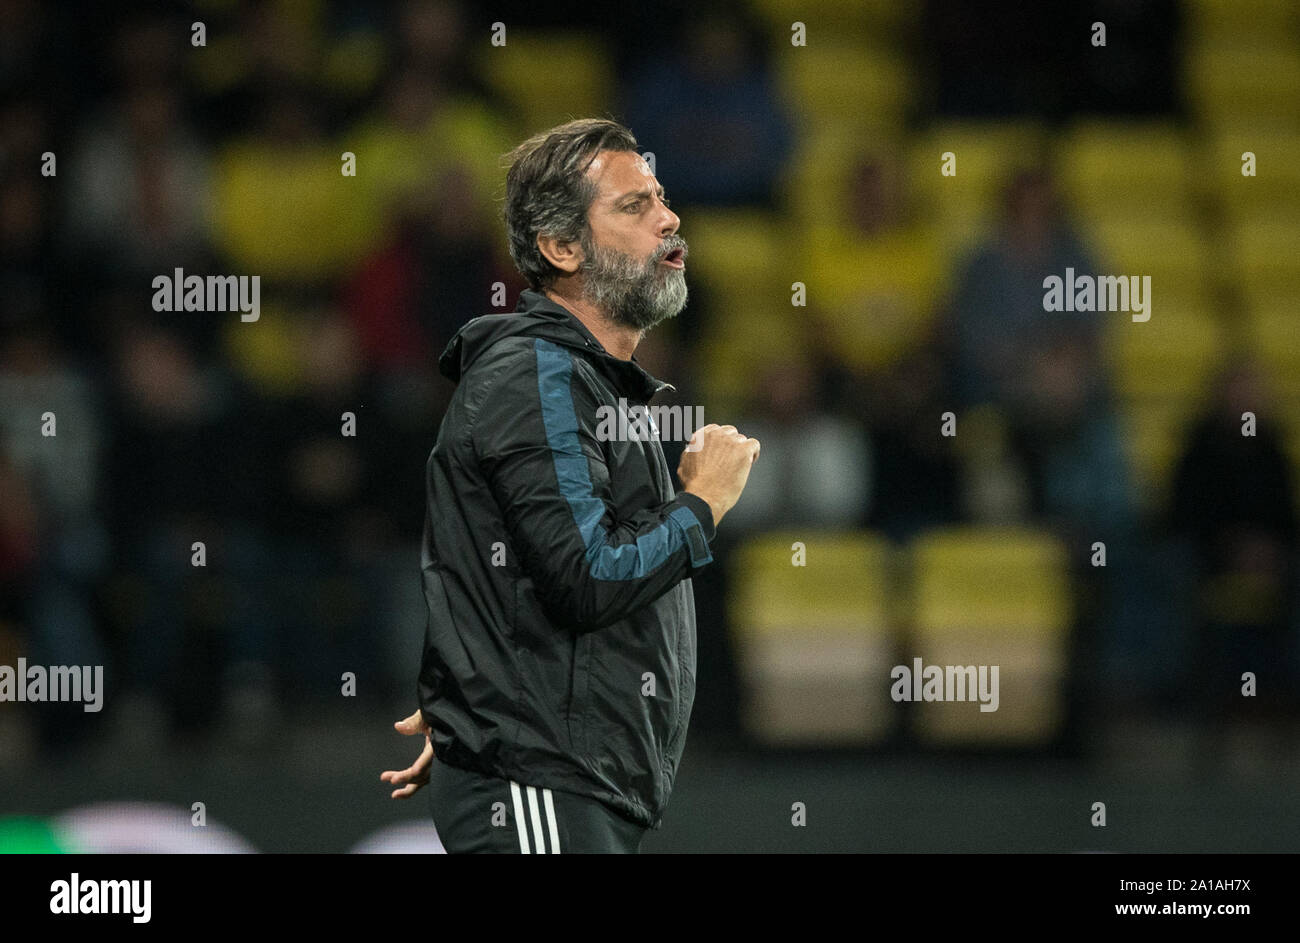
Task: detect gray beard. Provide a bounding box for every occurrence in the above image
[578,233,688,332]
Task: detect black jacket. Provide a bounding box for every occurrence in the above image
[417,288,716,828]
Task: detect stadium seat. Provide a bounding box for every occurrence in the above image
[469,32,613,133]
[1205,125,1300,223]
[906,528,1072,745]
[1185,0,1300,44]
[1102,302,1225,401]
[1227,212,1300,302]
[908,121,1048,216]
[680,208,790,305]
[729,531,898,746]
[777,44,914,136]
[1054,121,1196,219]
[1184,41,1300,126]
[1080,216,1216,305]
[1246,303,1300,402]
[1120,400,1201,512]
[799,221,946,371]
[212,142,380,279]
[778,127,903,229]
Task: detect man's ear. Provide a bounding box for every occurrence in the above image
[537,233,583,277]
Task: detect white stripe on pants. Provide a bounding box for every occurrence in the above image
[510,781,561,853]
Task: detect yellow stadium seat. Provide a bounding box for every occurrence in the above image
[1054,121,1195,217]
[1185,0,1300,44]
[800,221,946,371]
[222,305,304,396]
[906,121,1049,257]
[1103,304,1226,400]
[696,308,809,418]
[1079,216,1216,303]
[908,121,1049,218]
[212,140,388,279]
[778,127,905,229]
[1228,213,1300,300]
[1184,42,1300,125]
[1205,125,1300,221]
[1246,303,1300,401]
[906,528,1072,746]
[777,44,914,135]
[469,32,613,133]
[682,208,799,410]
[730,531,898,746]
[1121,401,1200,512]
[680,208,790,306]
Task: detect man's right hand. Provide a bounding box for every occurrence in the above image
[677,423,761,527]
[380,709,434,799]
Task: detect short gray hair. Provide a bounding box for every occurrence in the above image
[502,118,640,291]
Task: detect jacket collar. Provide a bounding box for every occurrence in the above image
[513,288,677,403]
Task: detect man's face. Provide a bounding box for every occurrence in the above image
[577,150,688,332]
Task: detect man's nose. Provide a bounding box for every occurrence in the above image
[659,206,679,238]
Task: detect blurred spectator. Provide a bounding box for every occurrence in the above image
[863,347,962,542]
[62,16,211,282]
[0,161,52,335]
[343,161,518,397]
[620,8,794,207]
[1167,361,1299,729]
[1010,329,1136,541]
[944,169,1135,538]
[0,327,107,749]
[947,169,1101,411]
[724,357,871,533]
[100,321,270,746]
[250,311,405,701]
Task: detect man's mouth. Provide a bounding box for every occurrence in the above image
[659,247,685,269]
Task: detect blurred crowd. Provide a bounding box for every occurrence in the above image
[0,0,1296,762]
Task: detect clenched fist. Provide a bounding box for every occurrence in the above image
[677,423,760,527]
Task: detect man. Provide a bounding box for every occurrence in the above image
[380,118,760,853]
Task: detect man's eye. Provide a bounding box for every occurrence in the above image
[625,202,640,212]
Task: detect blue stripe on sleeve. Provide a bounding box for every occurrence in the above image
[534,338,709,579]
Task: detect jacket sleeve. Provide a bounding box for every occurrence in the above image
[472,339,716,630]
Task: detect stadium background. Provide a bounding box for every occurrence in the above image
[2,0,1299,852]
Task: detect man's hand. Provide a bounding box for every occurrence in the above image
[677,423,761,527]
[380,709,434,799]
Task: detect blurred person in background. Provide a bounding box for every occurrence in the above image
[943,168,1136,545]
[0,326,105,758]
[942,168,1138,741]
[1010,327,1136,542]
[63,18,212,283]
[947,169,1102,414]
[863,346,962,542]
[723,356,870,533]
[101,320,273,751]
[620,7,793,208]
[344,161,520,415]
[251,309,403,708]
[1167,360,1300,774]
[0,109,57,341]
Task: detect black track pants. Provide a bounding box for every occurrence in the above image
[426,757,649,854]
